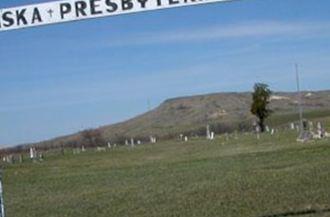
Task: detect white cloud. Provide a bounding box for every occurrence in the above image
[108,21,330,46]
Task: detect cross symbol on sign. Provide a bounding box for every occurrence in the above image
[47,9,54,18]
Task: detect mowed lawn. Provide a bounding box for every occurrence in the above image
[3,126,330,217]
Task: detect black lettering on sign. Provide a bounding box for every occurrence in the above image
[169,0,180,5]
[90,0,103,15]
[122,0,134,10]
[105,0,118,12]
[60,3,72,19]
[75,1,88,17]
[2,11,14,27]
[156,0,162,6]
[32,8,42,24]
[0,0,225,31]
[16,9,28,26]
[137,0,148,8]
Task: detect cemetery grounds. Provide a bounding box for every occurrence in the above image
[3,116,330,217]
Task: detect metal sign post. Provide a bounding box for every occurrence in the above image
[0,171,5,217]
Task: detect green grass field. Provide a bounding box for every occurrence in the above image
[3,118,330,217]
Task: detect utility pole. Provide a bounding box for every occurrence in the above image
[295,63,304,135]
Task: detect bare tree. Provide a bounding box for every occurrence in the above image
[80,129,105,147]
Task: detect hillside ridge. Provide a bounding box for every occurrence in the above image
[22,90,330,148]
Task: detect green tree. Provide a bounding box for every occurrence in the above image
[250,83,272,132]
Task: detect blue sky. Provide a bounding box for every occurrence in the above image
[0,0,329,146]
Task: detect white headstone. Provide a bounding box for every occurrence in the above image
[317,122,323,138]
[210,132,215,140]
[125,140,129,146]
[309,121,314,132]
[255,125,261,134]
[107,142,111,149]
[290,123,295,130]
[5,156,12,164]
[29,147,34,159]
[255,126,261,140]
[29,147,36,159]
[206,125,211,139]
[271,129,275,135]
[317,122,322,130]
[150,136,157,144]
[130,138,135,147]
[137,140,141,145]
[325,132,330,138]
[265,126,270,133]
[184,136,188,142]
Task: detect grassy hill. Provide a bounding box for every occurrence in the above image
[101,90,330,137]
[3,116,330,217]
[30,90,330,149]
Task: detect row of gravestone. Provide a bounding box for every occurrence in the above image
[1,147,44,164]
[294,121,330,142]
[3,121,329,164]
[72,136,158,154]
[252,120,330,142]
[179,125,216,142]
[4,125,219,163]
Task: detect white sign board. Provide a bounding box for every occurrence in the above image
[0,0,234,32]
